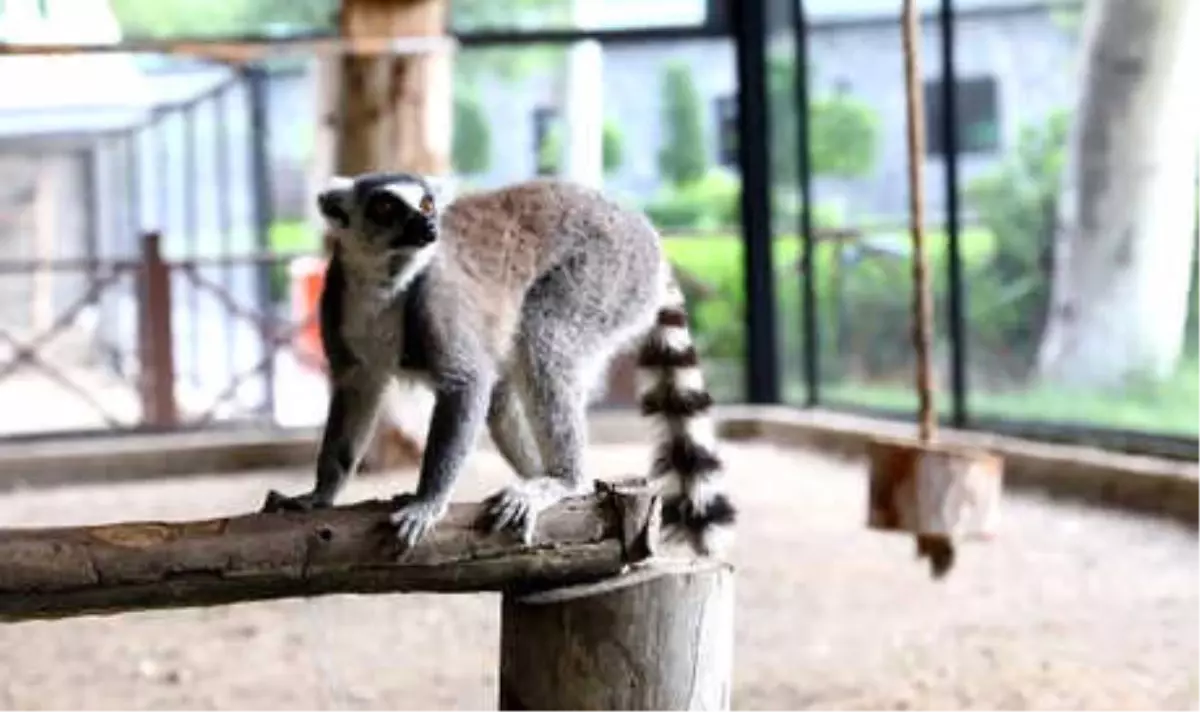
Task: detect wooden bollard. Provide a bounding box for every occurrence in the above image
[866,437,1003,577]
[499,559,734,711]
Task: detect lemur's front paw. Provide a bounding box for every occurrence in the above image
[481,483,559,546]
[388,493,447,551]
[261,490,327,513]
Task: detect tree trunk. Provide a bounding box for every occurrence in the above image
[1037,0,1200,388]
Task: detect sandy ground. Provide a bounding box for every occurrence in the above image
[0,442,1196,710]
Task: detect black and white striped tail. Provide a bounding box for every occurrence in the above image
[636,271,736,556]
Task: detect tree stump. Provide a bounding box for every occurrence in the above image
[499,559,734,711]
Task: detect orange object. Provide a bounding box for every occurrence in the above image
[290,255,327,372]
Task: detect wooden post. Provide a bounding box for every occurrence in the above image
[499,560,735,711]
[320,0,451,471]
[334,0,451,176]
[136,232,177,427]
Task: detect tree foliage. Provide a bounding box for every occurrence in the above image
[767,54,880,184]
[657,62,708,187]
[964,109,1070,370]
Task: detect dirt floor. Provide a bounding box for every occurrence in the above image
[0,442,1196,710]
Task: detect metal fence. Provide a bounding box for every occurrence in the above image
[0,0,1193,461]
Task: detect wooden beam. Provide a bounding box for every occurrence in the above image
[0,35,453,64]
[0,482,660,623]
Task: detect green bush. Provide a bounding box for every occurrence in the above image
[963,109,1069,373]
[643,169,741,231]
[767,53,880,184]
[657,62,708,187]
[661,226,997,380]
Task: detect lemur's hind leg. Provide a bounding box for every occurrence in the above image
[486,372,542,479]
[481,335,597,544]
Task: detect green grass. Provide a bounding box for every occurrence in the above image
[789,360,1200,436]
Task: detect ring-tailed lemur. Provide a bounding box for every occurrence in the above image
[261,172,737,556]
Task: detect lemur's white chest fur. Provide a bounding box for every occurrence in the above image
[337,243,437,374]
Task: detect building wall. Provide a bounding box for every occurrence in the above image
[455,6,1077,223]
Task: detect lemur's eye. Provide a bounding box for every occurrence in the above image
[365,193,405,226]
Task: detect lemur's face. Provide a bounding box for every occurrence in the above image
[317,172,437,255]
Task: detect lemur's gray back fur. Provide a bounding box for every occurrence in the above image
[261,173,736,557]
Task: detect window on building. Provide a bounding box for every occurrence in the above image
[532,105,558,176]
[923,75,1000,156]
[715,95,738,167]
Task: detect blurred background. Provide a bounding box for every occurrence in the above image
[0,2,1196,709]
[0,0,1194,458]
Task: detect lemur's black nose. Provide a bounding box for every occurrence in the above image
[317,191,349,227]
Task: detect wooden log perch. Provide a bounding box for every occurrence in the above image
[0,482,660,623]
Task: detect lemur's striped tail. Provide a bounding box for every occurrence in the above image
[636,267,737,556]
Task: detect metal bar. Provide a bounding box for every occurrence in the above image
[0,259,140,275]
[127,130,142,248]
[215,80,236,385]
[731,0,780,404]
[154,114,170,243]
[151,73,245,119]
[245,66,277,423]
[793,0,819,407]
[183,106,201,392]
[125,129,143,380]
[455,24,727,47]
[940,0,968,428]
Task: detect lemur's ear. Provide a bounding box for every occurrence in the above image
[419,193,436,217]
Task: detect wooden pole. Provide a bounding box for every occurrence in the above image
[0,483,659,623]
[136,232,177,427]
[334,0,451,176]
[901,0,937,444]
[499,560,734,711]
